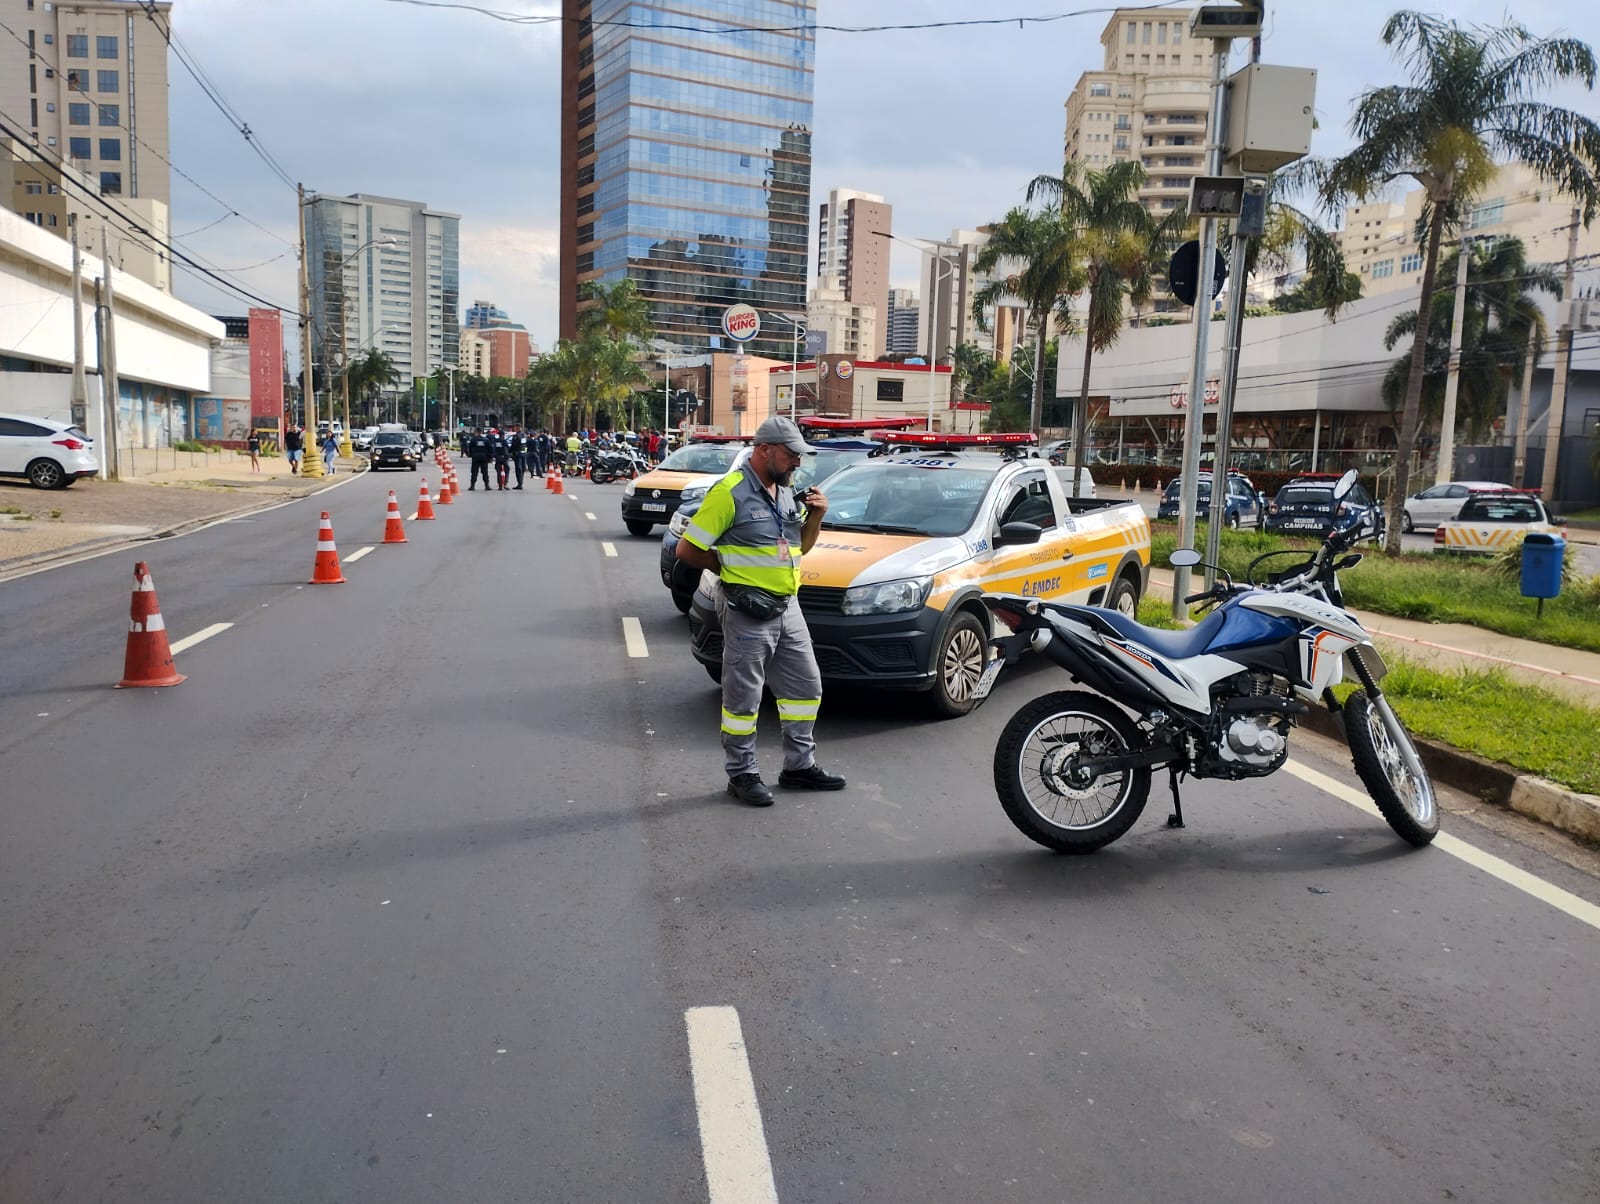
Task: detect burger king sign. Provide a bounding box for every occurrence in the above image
[721,303,761,344]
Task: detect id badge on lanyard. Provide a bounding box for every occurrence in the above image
[765,491,793,566]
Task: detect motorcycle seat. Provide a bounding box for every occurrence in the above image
[1068,604,1228,661]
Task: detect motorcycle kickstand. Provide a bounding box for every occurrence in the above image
[1165,766,1186,829]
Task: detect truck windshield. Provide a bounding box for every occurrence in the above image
[820,462,995,537]
[658,445,742,473]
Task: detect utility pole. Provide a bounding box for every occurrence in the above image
[69,216,90,452]
[99,227,122,481]
[1539,208,1581,501]
[1510,323,1538,488]
[298,183,324,478]
[1434,236,1472,485]
[1173,41,1233,618]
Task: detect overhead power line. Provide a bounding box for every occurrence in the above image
[376,0,1179,34]
[0,110,299,315]
[0,15,295,250]
[134,0,299,192]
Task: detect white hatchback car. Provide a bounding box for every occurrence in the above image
[0,412,99,489]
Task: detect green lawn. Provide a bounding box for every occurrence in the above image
[1340,661,1600,796]
[1150,525,1600,654]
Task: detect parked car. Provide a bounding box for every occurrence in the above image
[1265,473,1384,541]
[1433,489,1564,554]
[351,427,379,452]
[1157,472,1261,528]
[0,411,98,489]
[367,431,418,471]
[1402,479,1509,532]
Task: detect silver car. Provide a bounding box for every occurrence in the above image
[1402,480,1509,532]
[0,411,99,489]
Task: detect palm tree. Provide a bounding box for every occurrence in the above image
[1319,11,1600,552]
[1378,237,1560,445]
[1028,160,1185,487]
[971,206,1082,433]
[577,278,655,344]
[348,349,399,423]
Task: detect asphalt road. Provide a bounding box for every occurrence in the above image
[2,466,1598,1204]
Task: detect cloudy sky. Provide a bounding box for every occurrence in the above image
[164,0,1593,354]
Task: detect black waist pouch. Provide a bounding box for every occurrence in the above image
[724,584,789,621]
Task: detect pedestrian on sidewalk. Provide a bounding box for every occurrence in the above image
[284,426,303,474]
[320,429,338,475]
[675,415,845,807]
[246,431,261,472]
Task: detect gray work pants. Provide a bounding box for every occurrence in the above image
[716,590,823,779]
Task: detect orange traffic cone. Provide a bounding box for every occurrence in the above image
[552,470,565,496]
[382,491,408,544]
[546,464,557,491]
[417,479,437,519]
[115,561,186,688]
[310,511,346,584]
[448,466,462,497]
[437,473,453,505]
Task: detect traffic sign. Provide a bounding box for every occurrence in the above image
[722,304,761,344]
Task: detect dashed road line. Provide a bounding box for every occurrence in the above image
[685,1007,779,1204]
[345,546,375,564]
[601,542,618,558]
[1285,759,1600,932]
[585,512,597,521]
[408,511,419,521]
[167,622,233,656]
[622,617,649,658]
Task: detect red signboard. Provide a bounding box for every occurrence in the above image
[248,309,284,419]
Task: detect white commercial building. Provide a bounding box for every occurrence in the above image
[0,207,222,453]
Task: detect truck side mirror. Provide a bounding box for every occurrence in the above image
[996,521,1044,547]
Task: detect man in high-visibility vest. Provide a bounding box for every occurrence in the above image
[676,416,845,806]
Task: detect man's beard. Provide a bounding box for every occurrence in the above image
[770,460,795,487]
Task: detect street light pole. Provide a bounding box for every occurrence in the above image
[297,183,324,479]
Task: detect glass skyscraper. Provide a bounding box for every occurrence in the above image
[560,0,816,359]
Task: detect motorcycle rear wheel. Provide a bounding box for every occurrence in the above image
[1343,690,1438,846]
[993,691,1151,854]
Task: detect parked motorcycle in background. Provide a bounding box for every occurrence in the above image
[976,470,1437,853]
[590,443,648,484]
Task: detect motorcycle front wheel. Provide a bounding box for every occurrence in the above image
[993,691,1151,854]
[1343,690,1438,846]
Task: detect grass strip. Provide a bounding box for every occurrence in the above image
[1338,660,1600,796]
[1150,525,1600,654]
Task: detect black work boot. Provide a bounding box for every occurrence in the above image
[778,764,846,791]
[727,773,774,807]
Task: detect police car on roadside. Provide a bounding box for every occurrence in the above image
[620,432,752,536]
[686,432,1152,717]
[1432,488,1565,554]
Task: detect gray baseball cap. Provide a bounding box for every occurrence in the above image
[752,415,815,455]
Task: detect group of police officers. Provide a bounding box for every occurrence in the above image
[461,427,555,491]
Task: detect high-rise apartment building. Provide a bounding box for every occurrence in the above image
[1335,161,1600,300]
[0,0,173,289]
[560,0,816,358]
[816,188,890,355]
[306,193,460,392]
[806,282,877,360]
[1063,8,1218,313]
[886,287,919,356]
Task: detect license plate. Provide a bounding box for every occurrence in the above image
[972,658,1004,701]
[642,502,667,513]
[1287,519,1319,527]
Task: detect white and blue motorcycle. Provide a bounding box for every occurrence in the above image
[978,470,1437,853]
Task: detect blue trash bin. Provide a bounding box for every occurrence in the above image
[1520,533,1565,600]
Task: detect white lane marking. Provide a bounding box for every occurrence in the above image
[601,542,618,558]
[685,1007,779,1204]
[1284,759,1600,933]
[345,546,375,563]
[622,617,649,658]
[585,512,597,521]
[408,511,419,521]
[168,622,233,656]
